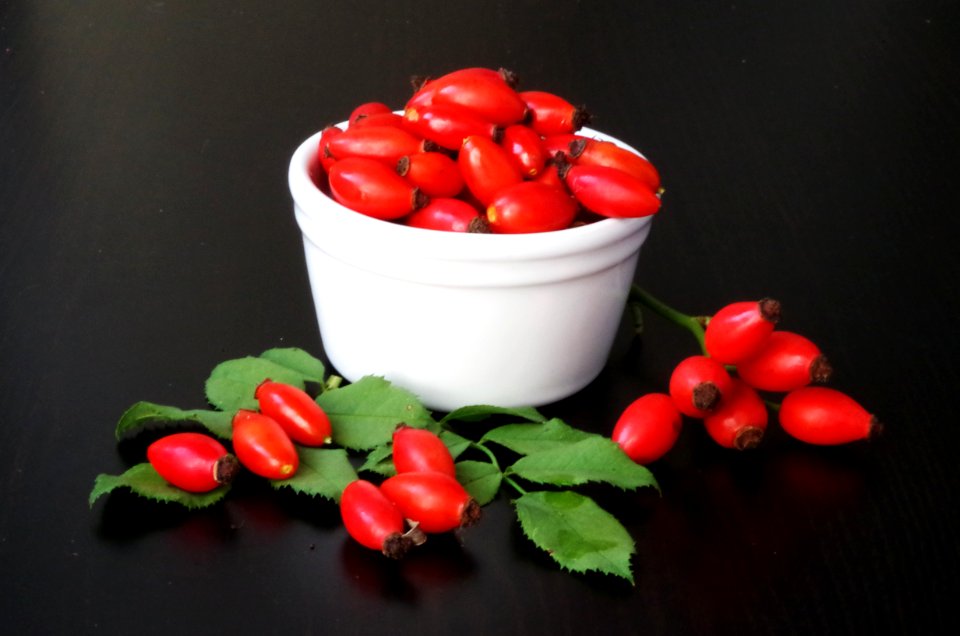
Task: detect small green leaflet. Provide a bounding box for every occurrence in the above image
[115,402,234,440]
[271,448,357,503]
[514,490,635,583]
[439,404,546,425]
[89,463,229,509]
[455,460,502,506]
[507,437,659,491]
[481,417,594,455]
[440,429,472,458]
[258,347,326,384]
[204,356,308,411]
[359,444,395,477]
[316,376,434,450]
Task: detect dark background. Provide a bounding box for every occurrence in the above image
[2,1,958,634]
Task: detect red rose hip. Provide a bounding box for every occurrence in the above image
[703,380,768,450]
[735,331,833,392]
[340,479,425,558]
[486,181,578,234]
[669,355,735,418]
[147,432,239,493]
[328,157,427,220]
[704,298,781,365]
[231,410,299,480]
[380,471,480,534]
[255,380,332,447]
[612,393,683,464]
[779,387,878,445]
[391,424,456,477]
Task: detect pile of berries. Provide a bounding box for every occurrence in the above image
[145,381,477,558]
[146,380,332,491]
[612,297,879,463]
[308,66,663,233]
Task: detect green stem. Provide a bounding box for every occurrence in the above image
[470,441,501,472]
[629,285,708,355]
[471,440,526,495]
[502,474,527,496]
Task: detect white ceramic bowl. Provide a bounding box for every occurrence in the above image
[288,125,654,411]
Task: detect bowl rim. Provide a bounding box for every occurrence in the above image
[288,124,654,262]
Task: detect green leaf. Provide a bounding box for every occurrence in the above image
[271,448,357,502]
[439,429,472,459]
[455,460,502,506]
[507,437,659,491]
[315,376,434,450]
[115,401,234,440]
[439,404,546,425]
[89,463,229,509]
[258,348,326,384]
[514,490,635,583]
[481,418,594,455]
[204,356,308,412]
[358,443,395,477]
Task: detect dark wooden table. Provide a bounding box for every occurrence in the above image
[2,2,958,634]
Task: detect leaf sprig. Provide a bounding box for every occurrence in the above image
[90,348,659,583]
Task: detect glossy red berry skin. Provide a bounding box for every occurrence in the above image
[458,135,523,205]
[231,410,299,480]
[519,90,590,136]
[402,103,500,150]
[571,138,662,192]
[316,125,344,174]
[348,101,393,127]
[486,181,578,234]
[417,67,527,126]
[340,480,420,558]
[736,331,833,392]
[611,393,683,464]
[779,387,877,445]
[404,198,487,233]
[147,432,239,493]
[540,133,586,160]
[255,380,332,447]
[669,355,735,418]
[350,111,404,129]
[704,298,781,365]
[327,157,426,220]
[563,164,662,218]
[380,471,480,534]
[396,152,464,198]
[703,380,768,450]
[500,124,547,177]
[392,425,456,477]
[325,125,426,163]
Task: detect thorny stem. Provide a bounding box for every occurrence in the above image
[629,285,709,355]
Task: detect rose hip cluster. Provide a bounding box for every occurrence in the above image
[308,66,663,233]
[341,425,480,559]
[613,298,879,464]
[145,381,476,559]
[147,380,332,491]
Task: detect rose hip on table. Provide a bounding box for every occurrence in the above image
[614,288,879,462]
[147,432,240,493]
[306,66,663,233]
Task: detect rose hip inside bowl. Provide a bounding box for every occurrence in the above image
[288,67,663,410]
